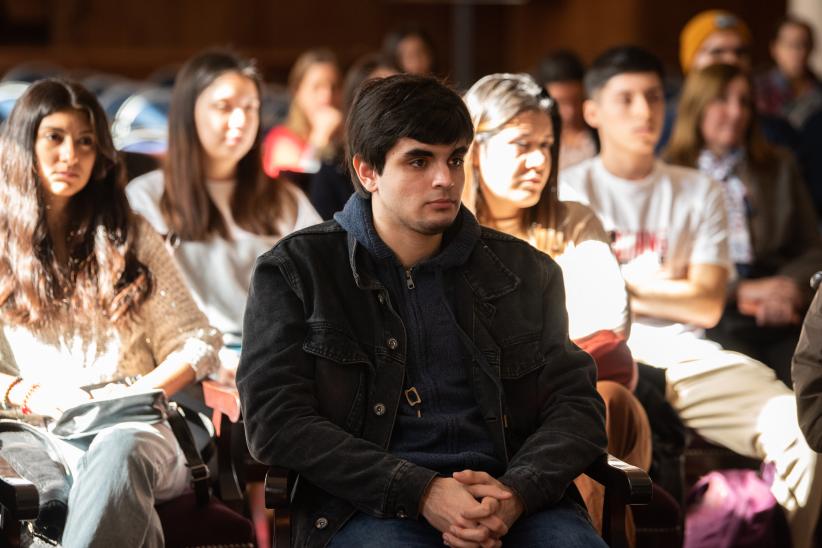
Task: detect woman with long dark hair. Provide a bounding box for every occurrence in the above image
[666,63,822,386]
[128,50,320,353]
[0,78,220,545]
[462,73,651,540]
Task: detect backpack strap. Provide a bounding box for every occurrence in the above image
[165,403,211,506]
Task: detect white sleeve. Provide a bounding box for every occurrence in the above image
[690,178,731,271]
[286,182,323,231]
[125,170,169,234]
[555,240,630,340]
[558,179,589,205]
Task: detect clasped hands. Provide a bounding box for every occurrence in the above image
[421,470,524,548]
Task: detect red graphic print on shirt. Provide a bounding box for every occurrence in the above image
[610,230,668,265]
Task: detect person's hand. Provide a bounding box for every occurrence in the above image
[737,276,803,326]
[743,297,802,326]
[307,105,342,149]
[449,470,524,546]
[11,381,92,418]
[215,347,240,386]
[420,476,509,547]
[737,276,802,306]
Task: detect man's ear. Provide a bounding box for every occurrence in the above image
[352,154,379,193]
[582,97,600,129]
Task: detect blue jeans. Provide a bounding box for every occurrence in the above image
[58,422,189,547]
[328,496,606,547]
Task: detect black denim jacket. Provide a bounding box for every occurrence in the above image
[237,218,606,548]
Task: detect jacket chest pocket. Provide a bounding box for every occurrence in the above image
[303,324,373,434]
[498,332,544,437]
[499,332,545,380]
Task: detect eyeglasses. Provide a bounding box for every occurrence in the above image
[704,46,751,59]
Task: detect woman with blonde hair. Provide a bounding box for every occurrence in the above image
[463,72,651,539]
[262,48,343,180]
[666,63,822,386]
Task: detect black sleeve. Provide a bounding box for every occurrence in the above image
[237,252,436,519]
[498,258,607,514]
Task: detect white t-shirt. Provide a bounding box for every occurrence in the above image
[554,239,629,341]
[127,170,322,338]
[560,157,731,367]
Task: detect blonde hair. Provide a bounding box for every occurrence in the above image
[285,48,340,139]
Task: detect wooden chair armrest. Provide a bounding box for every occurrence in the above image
[0,455,39,520]
[584,454,653,548]
[264,467,291,548]
[264,466,290,510]
[585,454,653,505]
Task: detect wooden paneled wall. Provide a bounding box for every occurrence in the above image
[0,0,788,85]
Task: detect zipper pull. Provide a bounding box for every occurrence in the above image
[404,387,422,417]
[405,268,415,290]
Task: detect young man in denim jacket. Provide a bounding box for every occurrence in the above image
[238,74,607,547]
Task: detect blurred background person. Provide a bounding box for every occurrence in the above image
[307,52,399,221]
[534,49,598,170]
[261,48,343,189]
[666,62,822,386]
[756,16,822,130]
[659,9,802,160]
[382,24,436,76]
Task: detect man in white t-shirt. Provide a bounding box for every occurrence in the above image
[561,45,822,548]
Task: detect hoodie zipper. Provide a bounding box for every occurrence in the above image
[405,268,415,290]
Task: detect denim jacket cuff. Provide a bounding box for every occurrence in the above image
[498,468,548,517]
[385,460,438,520]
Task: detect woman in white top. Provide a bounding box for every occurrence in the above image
[463,73,651,539]
[0,78,221,546]
[128,50,321,348]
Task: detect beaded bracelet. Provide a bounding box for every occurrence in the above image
[20,383,41,415]
[2,377,22,410]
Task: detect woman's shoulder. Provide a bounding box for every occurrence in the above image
[127,168,165,197]
[276,178,323,231]
[126,170,168,233]
[131,214,169,261]
[558,200,610,246]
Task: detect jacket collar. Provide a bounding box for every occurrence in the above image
[335,193,520,299]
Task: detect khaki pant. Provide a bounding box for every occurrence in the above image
[629,325,822,548]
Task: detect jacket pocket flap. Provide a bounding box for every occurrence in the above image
[303,324,372,366]
[500,333,545,379]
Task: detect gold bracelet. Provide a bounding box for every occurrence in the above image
[2,377,22,410]
[20,383,40,415]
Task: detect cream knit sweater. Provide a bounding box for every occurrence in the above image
[0,219,221,389]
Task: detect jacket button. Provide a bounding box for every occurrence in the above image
[377,293,386,304]
[396,507,408,518]
[314,517,328,529]
[387,337,399,350]
[373,403,386,416]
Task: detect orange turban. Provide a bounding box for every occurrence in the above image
[680,10,752,73]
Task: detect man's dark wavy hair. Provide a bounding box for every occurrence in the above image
[345,74,473,196]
